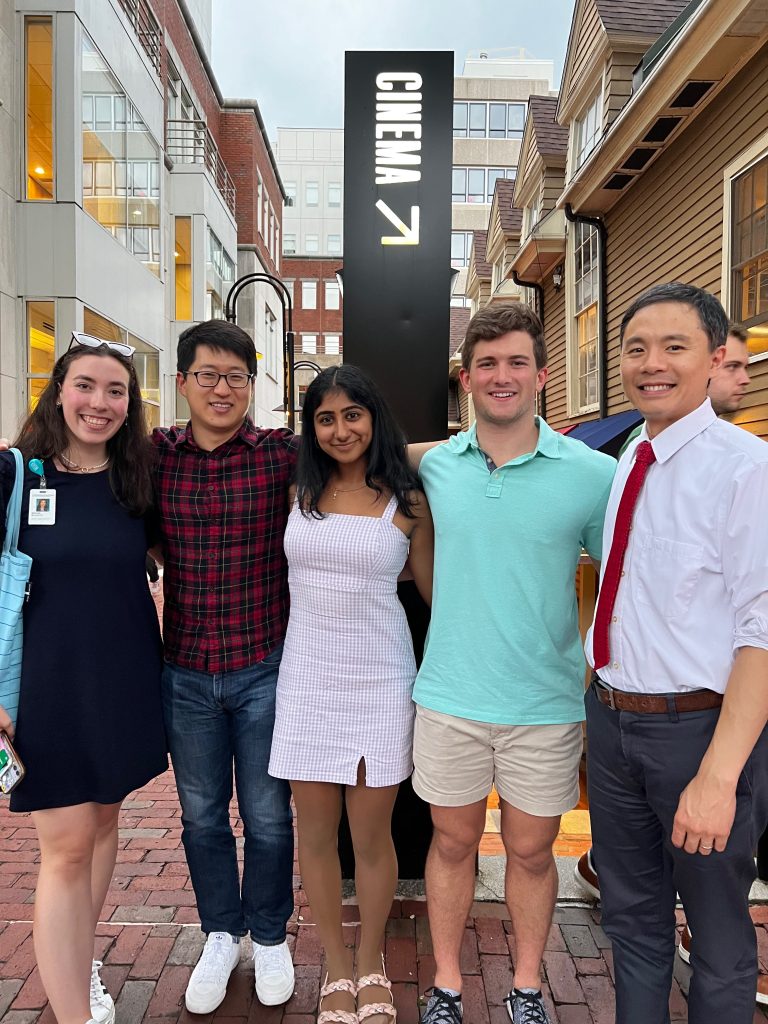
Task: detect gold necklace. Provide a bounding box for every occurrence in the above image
[60,451,110,473]
[331,482,368,500]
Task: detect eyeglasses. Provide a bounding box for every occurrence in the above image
[184,371,254,389]
[69,332,136,358]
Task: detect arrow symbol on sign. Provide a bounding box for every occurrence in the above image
[376,199,420,245]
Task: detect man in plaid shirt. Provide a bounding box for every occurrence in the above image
[153,321,298,1014]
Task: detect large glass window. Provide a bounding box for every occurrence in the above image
[283,233,296,255]
[451,231,473,269]
[327,233,342,254]
[174,217,192,320]
[27,301,55,408]
[325,281,340,310]
[305,181,319,206]
[205,228,234,320]
[324,335,340,356]
[486,167,517,202]
[452,168,467,204]
[467,168,485,204]
[469,103,486,138]
[284,181,297,204]
[82,31,160,275]
[575,92,603,170]
[453,103,468,138]
[731,154,768,358]
[305,234,319,254]
[302,334,317,354]
[454,166,516,204]
[83,307,159,427]
[25,17,54,200]
[453,101,527,141]
[328,182,342,207]
[302,281,317,309]
[573,222,600,411]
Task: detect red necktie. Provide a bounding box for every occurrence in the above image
[592,440,656,670]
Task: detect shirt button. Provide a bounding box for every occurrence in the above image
[208,484,215,492]
[620,570,625,577]
[612,616,618,622]
[613,662,619,669]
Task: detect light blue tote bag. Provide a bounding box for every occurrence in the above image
[0,449,33,727]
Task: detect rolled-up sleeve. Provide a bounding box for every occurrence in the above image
[724,460,768,653]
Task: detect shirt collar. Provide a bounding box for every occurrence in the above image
[638,399,716,464]
[176,415,260,452]
[453,417,561,462]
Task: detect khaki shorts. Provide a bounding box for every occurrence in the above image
[412,705,583,816]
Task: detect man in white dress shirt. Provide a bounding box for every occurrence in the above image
[584,282,768,1024]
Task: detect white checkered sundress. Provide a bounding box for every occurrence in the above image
[269,494,417,787]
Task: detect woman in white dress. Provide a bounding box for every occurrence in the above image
[269,365,433,1024]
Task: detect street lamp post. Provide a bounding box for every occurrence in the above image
[225,272,296,430]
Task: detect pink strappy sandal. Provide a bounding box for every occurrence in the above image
[318,975,358,1024]
[356,956,397,1024]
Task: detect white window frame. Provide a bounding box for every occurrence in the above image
[325,281,340,310]
[305,180,319,206]
[721,130,768,363]
[565,221,601,416]
[301,280,317,310]
[572,84,604,173]
[324,334,340,355]
[302,333,317,354]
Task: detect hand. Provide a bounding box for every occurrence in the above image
[671,772,737,855]
[0,438,9,451]
[0,705,14,741]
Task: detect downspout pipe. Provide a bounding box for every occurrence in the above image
[564,204,608,419]
[511,271,547,420]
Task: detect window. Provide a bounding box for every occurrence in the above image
[325,281,340,310]
[469,103,486,138]
[450,296,469,308]
[452,168,467,203]
[324,335,340,356]
[486,167,517,202]
[305,181,319,206]
[257,175,263,234]
[525,198,541,236]
[453,102,468,138]
[575,91,603,170]
[26,300,55,408]
[730,154,768,357]
[302,334,317,354]
[572,222,600,411]
[284,181,297,205]
[451,231,473,269]
[265,305,279,379]
[283,280,294,304]
[305,233,319,254]
[489,103,507,140]
[327,233,342,254]
[283,233,296,255]
[82,31,160,275]
[467,168,485,204]
[83,308,159,426]
[174,217,192,320]
[301,281,317,309]
[328,182,342,207]
[205,228,234,320]
[507,104,526,140]
[25,17,54,200]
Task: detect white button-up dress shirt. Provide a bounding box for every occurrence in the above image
[585,399,768,694]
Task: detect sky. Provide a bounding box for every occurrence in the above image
[210,0,575,141]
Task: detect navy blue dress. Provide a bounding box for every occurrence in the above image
[0,453,167,812]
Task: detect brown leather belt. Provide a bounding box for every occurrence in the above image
[594,681,723,714]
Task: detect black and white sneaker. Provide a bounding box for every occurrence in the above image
[504,988,551,1024]
[421,987,463,1024]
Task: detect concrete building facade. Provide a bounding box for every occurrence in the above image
[1,0,286,438]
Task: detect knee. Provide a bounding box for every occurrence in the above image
[502,836,555,875]
[298,820,341,857]
[41,836,94,879]
[432,823,481,865]
[352,826,394,865]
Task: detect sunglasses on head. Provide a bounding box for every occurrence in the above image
[69,331,136,358]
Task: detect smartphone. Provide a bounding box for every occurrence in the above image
[0,731,25,795]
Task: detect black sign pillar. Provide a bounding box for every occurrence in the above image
[338,51,453,881]
[343,51,453,441]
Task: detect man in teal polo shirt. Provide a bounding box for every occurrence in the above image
[413,304,615,1024]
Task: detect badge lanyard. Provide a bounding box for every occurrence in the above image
[28,457,56,525]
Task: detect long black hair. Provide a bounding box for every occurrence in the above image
[297,364,421,519]
[14,345,156,515]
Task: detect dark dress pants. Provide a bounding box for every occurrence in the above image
[585,683,768,1024]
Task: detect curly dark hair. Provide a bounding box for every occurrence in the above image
[13,344,155,515]
[296,364,421,519]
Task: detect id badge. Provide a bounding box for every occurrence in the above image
[28,488,56,525]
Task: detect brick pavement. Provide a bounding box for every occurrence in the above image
[2,769,768,1023]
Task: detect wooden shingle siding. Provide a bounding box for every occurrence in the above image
[569,0,604,101]
[603,40,768,436]
[604,50,642,128]
[542,168,564,215]
[542,280,569,428]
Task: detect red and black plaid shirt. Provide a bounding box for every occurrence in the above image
[152,418,300,673]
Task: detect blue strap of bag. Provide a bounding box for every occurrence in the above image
[3,449,25,556]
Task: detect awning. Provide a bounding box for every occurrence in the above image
[566,409,643,450]
[557,424,577,434]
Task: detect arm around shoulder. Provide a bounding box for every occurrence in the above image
[405,490,434,606]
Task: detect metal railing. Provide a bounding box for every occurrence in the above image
[116,0,162,75]
[166,119,236,215]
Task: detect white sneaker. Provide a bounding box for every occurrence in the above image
[185,932,241,1014]
[252,939,295,1005]
[90,960,115,1024]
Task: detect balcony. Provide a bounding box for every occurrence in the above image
[116,0,161,75]
[509,207,566,283]
[166,119,236,216]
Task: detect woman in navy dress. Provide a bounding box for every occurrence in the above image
[0,335,167,1024]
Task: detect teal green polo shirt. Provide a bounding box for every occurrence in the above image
[414,419,616,725]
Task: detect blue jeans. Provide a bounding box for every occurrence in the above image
[161,645,294,942]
